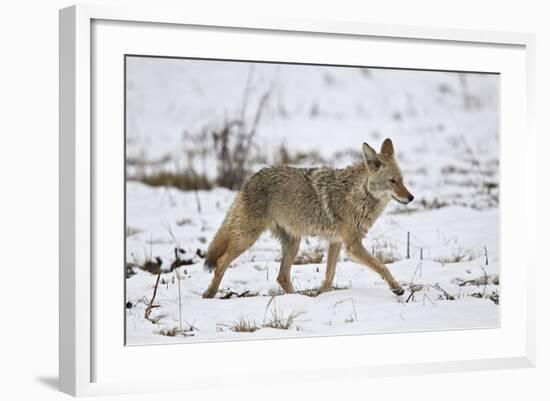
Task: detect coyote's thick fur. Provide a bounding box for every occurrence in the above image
[202,138,414,298]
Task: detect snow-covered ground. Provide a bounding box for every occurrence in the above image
[125,183,499,344]
[125,57,499,344]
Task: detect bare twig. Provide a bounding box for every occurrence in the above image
[405,284,424,303]
[481,266,488,297]
[220,289,252,299]
[194,189,202,214]
[409,262,423,287]
[406,231,410,259]
[145,268,162,322]
[263,295,276,325]
[332,298,359,322]
[422,293,436,307]
[429,283,455,300]
[175,249,183,331]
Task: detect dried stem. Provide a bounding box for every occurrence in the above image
[145,268,162,321]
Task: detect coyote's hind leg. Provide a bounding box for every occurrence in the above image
[319,242,342,293]
[202,234,260,299]
[272,226,301,294]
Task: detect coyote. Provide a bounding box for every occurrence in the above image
[202,138,414,298]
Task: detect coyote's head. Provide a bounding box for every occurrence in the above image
[361,138,414,205]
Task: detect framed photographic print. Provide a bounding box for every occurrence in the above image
[59,4,536,396]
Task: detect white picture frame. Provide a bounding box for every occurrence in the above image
[59,3,536,397]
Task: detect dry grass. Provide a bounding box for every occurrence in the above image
[263,308,303,330]
[218,310,302,333]
[126,227,141,237]
[231,319,260,333]
[370,239,401,264]
[296,288,320,297]
[275,143,326,166]
[458,274,499,286]
[220,289,259,299]
[140,257,163,275]
[159,327,180,337]
[433,249,477,264]
[131,171,212,191]
[159,327,195,337]
[175,218,193,226]
[159,321,199,337]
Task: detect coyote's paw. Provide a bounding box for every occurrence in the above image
[317,285,332,294]
[392,287,405,296]
[277,277,295,294]
[202,289,216,299]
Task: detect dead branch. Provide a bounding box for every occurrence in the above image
[220,289,253,299]
[145,268,162,322]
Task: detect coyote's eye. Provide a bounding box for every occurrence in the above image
[388,178,397,184]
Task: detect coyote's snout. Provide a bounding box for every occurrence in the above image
[202,138,414,298]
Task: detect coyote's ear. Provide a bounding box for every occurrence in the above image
[380,138,394,157]
[362,142,381,172]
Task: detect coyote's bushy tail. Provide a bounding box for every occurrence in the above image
[203,191,267,274]
[204,216,233,272]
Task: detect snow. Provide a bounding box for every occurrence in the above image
[125,183,499,344]
[125,57,499,344]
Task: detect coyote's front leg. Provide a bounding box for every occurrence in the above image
[345,238,404,295]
